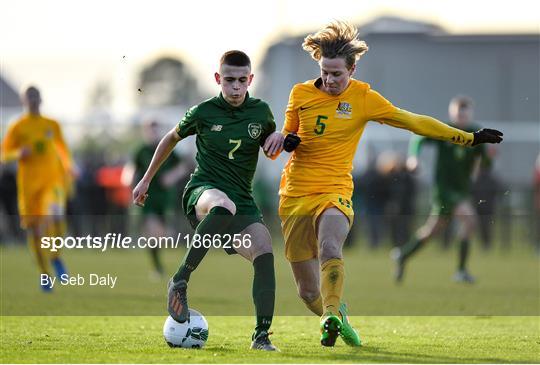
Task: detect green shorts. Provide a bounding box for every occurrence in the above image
[431,190,470,216]
[182,183,264,254]
[142,191,172,218]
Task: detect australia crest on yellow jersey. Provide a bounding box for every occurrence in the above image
[335,101,352,119]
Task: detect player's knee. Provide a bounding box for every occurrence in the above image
[248,230,273,260]
[464,217,477,235]
[319,237,342,260]
[252,242,273,258]
[298,286,320,304]
[209,198,236,216]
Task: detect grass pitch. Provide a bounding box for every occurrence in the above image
[1,316,538,363]
[1,241,539,363]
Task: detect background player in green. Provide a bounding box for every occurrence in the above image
[123,119,191,278]
[132,50,287,351]
[393,96,491,283]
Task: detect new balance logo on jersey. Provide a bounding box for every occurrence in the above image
[211,124,223,132]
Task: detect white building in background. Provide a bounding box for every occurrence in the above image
[0,75,22,132]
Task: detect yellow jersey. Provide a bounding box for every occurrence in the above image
[280,78,473,197]
[1,114,71,196]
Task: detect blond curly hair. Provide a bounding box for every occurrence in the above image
[302,21,368,69]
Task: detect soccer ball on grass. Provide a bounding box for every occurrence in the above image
[163,309,209,348]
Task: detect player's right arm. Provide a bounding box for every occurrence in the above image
[282,86,300,135]
[264,87,302,158]
[132,128,181,206]
[0,122,29,163]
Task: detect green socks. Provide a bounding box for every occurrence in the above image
[401,237,425,261]
[173,206,233,283]
[458,239,470,271]
[252,253,275,336]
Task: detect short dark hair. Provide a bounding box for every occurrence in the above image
[220,50,251,68]
[450,95,474,109]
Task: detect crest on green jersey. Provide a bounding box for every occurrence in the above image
[248,123,262,139]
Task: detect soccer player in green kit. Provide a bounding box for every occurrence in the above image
[124,119,191,277]
[133,50,294,351]
[393,96,496,283]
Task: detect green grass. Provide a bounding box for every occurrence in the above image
[1,316,538,363]
[1,243,539,363]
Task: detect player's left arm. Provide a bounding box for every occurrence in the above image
[380,109,503,147]
[53,122,76,175]
[365,89,503,146]
[260,107,282,159]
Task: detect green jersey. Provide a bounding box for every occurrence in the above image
[409,123,488,196]
[176,93,275,201]
[134,144,181,215]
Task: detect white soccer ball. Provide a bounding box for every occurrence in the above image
[163,309,209,349]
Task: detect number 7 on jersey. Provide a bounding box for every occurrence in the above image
[228,139,242,159]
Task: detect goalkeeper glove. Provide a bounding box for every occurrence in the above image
[472,128,503,146]
[283,133,301,152]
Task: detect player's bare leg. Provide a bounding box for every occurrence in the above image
[47,202,68,280]
[26,221,52,292]
[453,201,477,283]
[393,215,449,282]
[291,259,322,315]
[234,223,278,351]
[143,215,167,278]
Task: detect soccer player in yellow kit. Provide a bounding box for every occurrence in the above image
[276,21,503,347]
[1,86,74,292]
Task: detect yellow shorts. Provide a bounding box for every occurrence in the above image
[19,185,66,228]
[279,193,354,262]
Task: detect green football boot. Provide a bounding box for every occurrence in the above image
[338,303,362,347]
[320,313,342,347]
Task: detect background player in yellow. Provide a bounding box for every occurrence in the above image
[278,21,503,347]
[1,86,75,292]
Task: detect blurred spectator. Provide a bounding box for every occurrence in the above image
[122,119,192,277]
[355,152,393,249]
[0,163,24,243]
[471,145,503,250]
[387,155,416,247]
[96,164,131,234]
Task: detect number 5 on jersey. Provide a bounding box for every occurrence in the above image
[228,139,242,159]
[314,115,327,135]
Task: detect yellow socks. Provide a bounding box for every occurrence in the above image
[28,232,50,275]
[320,258,344,315]
[47,219,66,260]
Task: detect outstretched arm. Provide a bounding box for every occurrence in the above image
[379,109,503,147]
[132,128,181,206]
